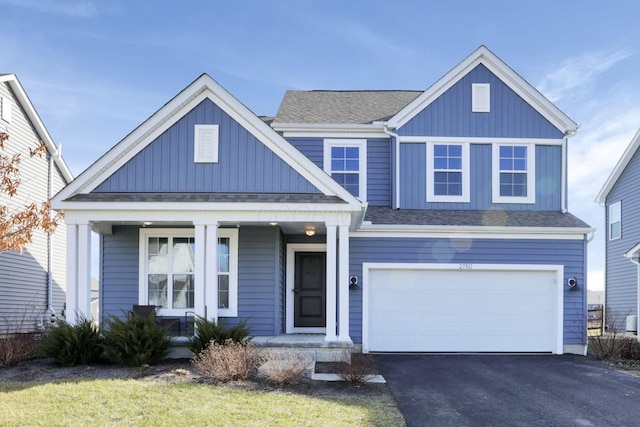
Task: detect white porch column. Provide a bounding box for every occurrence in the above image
[66,222,91,324]
[204,224,219,322]
[325,223,338,341]
[194,224,206,318]
[338,224,351,342]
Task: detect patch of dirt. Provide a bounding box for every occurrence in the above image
[0,358,389,398]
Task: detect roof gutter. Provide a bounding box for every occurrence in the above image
[383,125,401,209]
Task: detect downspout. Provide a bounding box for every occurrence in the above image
[561,134,569,213]
[383,126,401,209]
[45,143,62,324]
[627,255,640,343]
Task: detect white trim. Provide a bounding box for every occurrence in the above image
[338,224,350,342]
[325,224,338,341]
[194,225,206,318]
[387,46,578,133]
[492,142,536,204]
[596,128,640,204]
[351,226,592,240]
[194,124,219,163]
[361,262,564,354]
[608,201,621,241]
[472,83,490,113]
[397,136,563,145]
[217,228,239,317]
[426,142,470,203]
[274,123,388,139]
[323,139,367,201]
[285,243,327,334]
[204,225,219,320]
[65,224,78,323]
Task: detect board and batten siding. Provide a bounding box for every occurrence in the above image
[605,147,640,320]
[100,226,139,322]
[400,143,561,210]
[0,81,67,333]
[398,64,563,139]
[349,237,587,345]
[287,137,391,206]
[94,98,320,194]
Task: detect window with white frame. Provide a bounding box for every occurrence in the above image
[323,139,367,200]
[139,228,238,316]
[609,201,621,240]
[492,143,535,204]
[426,142,470,203]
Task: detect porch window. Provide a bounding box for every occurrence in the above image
[216,228,238,316]
[426,142,470,203]
[609,201,621,240]
[323,139,367,200]
[492,143,535,204]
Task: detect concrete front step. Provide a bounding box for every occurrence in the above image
[251,335,353,363]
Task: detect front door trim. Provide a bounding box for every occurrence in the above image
[286,243,327,333]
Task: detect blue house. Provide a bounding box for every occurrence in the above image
[52,46,592,355]
[595,129,640,336]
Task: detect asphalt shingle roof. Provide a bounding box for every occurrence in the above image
[273,90,422,124]
[364,207,592,228]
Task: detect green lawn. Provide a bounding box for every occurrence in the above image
[0,380,404,426]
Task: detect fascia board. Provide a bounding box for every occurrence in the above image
[53,74,362,208]
[624,242,640,258]
[272,123,387,138]
[595,128,640,204]
[387,46,578,134]
[2,75,74,183]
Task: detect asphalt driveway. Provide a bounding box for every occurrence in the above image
[377,354,640,426]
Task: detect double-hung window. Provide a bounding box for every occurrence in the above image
[427,142,470,203]
[139,228,238,316]
[492,143,535,204]
[323,139,367,200]
[609,201,621,240]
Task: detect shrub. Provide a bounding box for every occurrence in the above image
[191,340,259,382]
[188,317,251,355]
[102,312,173,367]
[257,350,312,386]
[0,332,43,367]
[40,317,102,367]
[338,353,380,384]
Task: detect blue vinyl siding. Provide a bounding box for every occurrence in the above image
[400,143,561,210]
[398,64,563,139]
[349,236,586,345]
[287,137,391,206]
[605,148,640,320]
[94,99,320,194]
[101,226,139,321]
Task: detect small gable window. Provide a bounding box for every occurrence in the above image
[472,83,490,113]
[426,142,470,203]
[323,139,367,200]
[194,124,219,163]
[492,143,535,204]
[609,201,621,240]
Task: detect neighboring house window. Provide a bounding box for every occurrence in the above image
[492,143,535,204]
[426,142,470,203]
[609,201,621,240]
[194,124,219,163]
[323,139,367,200]
[139,228,238,316]
[1,97,12,123]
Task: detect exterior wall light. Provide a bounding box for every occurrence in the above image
[305,226,315,237]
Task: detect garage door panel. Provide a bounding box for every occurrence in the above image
[367,266,559,353]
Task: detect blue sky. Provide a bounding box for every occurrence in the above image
[1,1,639,290]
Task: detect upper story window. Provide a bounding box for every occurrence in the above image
[426,142,470,203]
[492,143,535,204]
[323,139,367,200]
[609,201,621,240]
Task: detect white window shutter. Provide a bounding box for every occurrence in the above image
[1,97,13,123]
[194,124,219,163]
[472,83,490,113]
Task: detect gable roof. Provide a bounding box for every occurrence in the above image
[0,74,73,183]
[386,46,579,134]
[52,74,362,208]
[595,128,640,204]
[273,90,422,124]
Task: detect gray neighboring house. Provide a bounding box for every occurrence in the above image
[596,128,640,335]
[0,74,73,334]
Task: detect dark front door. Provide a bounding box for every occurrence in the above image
[294,252,326,328]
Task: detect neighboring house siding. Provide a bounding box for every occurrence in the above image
[101,226,139,321]
[287,137,391,206]
[349,237,586,345]
[0,82,66,333]
[605,148,640,320]
[400,143,561,210]
[94,99,320,194]
[398,64,563,139]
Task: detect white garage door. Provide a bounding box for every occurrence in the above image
[364,264,562,354]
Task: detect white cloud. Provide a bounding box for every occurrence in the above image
[0,0,99,17]
[538,50,631,103]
